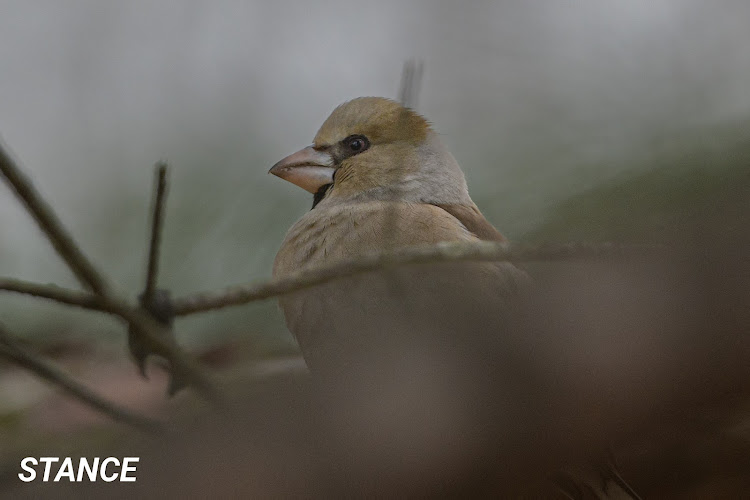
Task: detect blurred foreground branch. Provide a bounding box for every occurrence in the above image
[0,323,163,433]
[398,59,424,109]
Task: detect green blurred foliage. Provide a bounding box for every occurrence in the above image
[523,117,750,242]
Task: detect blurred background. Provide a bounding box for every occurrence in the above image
[1,0,750,492]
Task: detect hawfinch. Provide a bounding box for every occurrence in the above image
[270,97,528,375]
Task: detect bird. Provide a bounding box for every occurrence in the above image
[269,97,639,497]
[270,97,529,387]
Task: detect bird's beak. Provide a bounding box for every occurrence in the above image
[269,146,335,193]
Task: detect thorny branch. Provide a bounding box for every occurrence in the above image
[0,140,218,404]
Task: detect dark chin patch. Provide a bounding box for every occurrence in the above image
[312,183,333,209]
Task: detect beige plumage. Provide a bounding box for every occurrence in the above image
[270,97,525,375]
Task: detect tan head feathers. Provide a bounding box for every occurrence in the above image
[314,97,430,148]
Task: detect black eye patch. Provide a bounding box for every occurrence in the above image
[326,134,371,165]
[338,134,370,158]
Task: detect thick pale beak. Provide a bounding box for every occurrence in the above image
[269,146,335,193]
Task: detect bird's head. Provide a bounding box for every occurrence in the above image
[269,97,471,207]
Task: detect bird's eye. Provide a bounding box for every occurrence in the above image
[345,135,369,153]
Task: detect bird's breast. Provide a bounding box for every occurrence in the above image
[272,201,529,378]
[273,200,478,279]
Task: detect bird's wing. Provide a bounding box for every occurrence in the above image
[432,203,507,242]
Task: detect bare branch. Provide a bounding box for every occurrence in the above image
[0,324,163,433]
[98,300,221,403]
[172,241,661,315]
[0,140,109,295]
[0,277,113,313]
[0,276,220,401]
[0,140,218,402]
[143,162,169,301]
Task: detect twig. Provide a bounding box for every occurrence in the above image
[143,162,168,301]
[0,285,218,401]
[398,59,424,109]
[0,140,108,295]
[3,242,661,318]
[0,139,218,402]
[0,277,113,313]
[172,241,662,315]
[93,297,220,402]
[0,324,163,433]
